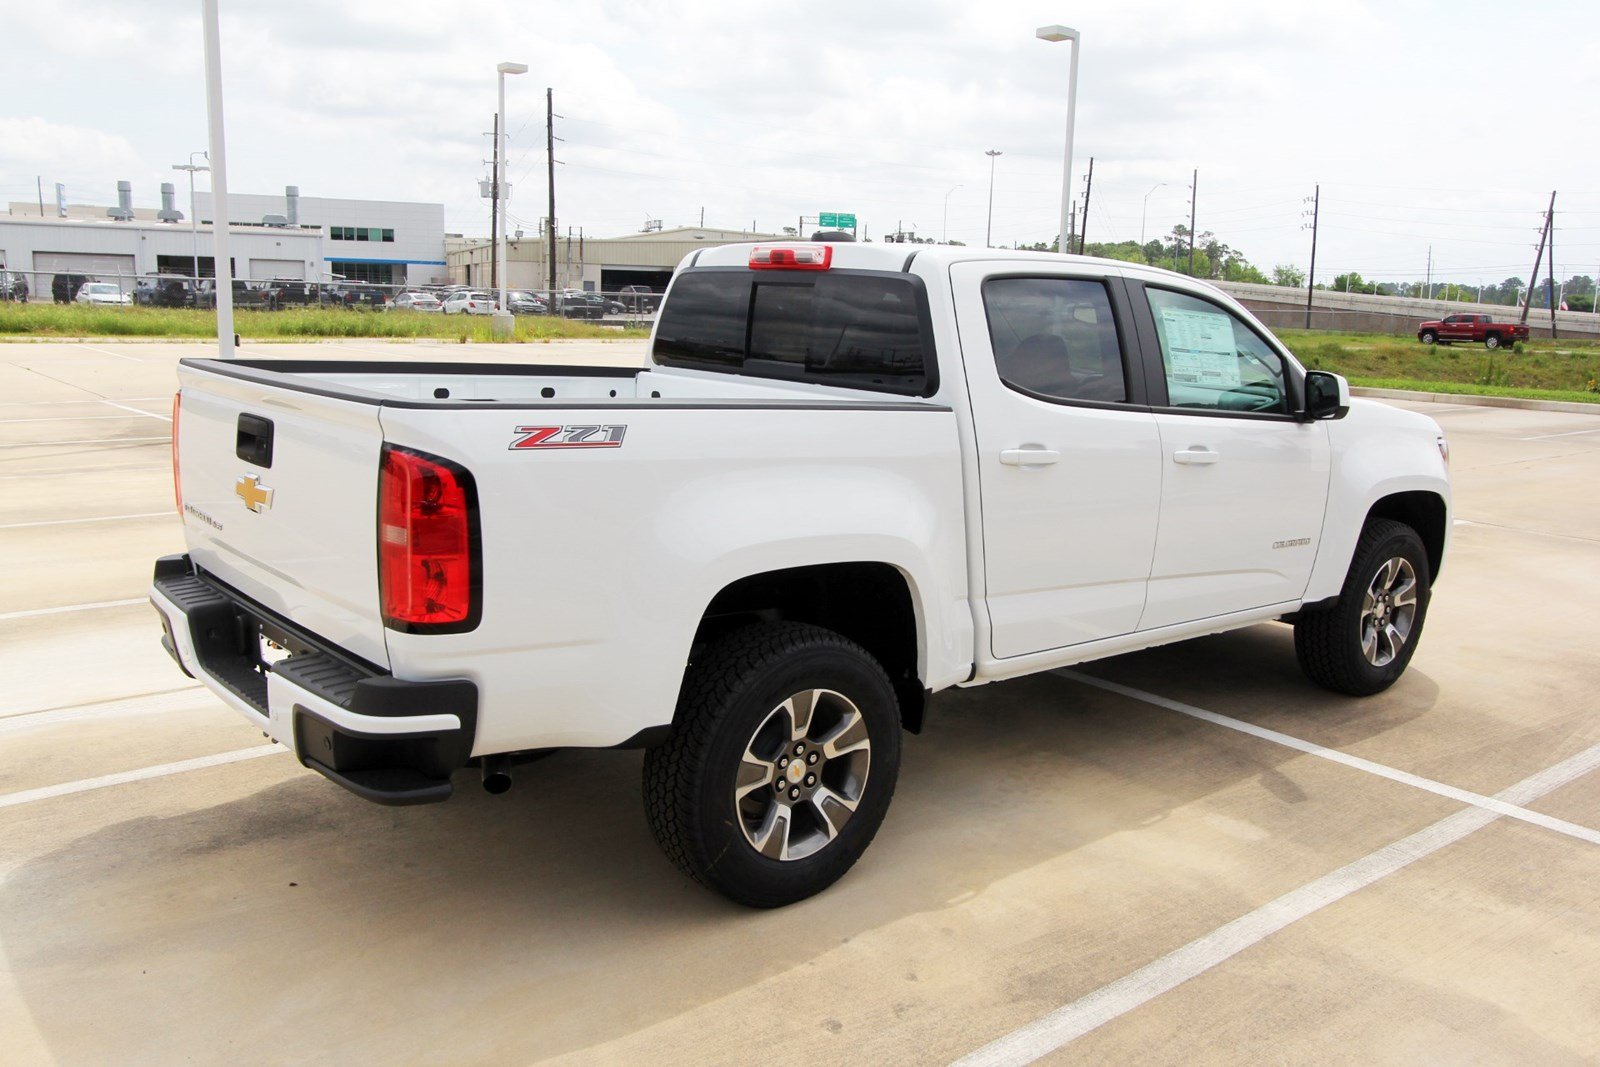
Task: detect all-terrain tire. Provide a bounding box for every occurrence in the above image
[642,622,901,908]
[1295,518,1431,696]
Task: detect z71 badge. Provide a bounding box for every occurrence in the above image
[509,424,627,450]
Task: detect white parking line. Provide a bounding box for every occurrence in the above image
[1520,426,1600,441]
[0,396,170,408]
[0,414,159,424]
[952,739,1600,1067]
[0,746,288,811]
[0,512,170,530]
[0,436,169,449]
[0,598,147,622]
[73,342,143,363]
[0,464,168,480]
[1058,670,1600,847]
[100,398,172,422]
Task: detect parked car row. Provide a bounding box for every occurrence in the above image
[9,272,662,317]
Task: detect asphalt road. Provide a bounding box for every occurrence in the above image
[2,340,1598,1065]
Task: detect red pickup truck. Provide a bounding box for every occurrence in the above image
[1417,313,1528,349]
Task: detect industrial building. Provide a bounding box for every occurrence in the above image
[195,189,446,285]
[2,181,446,290]
[447,226,782,294]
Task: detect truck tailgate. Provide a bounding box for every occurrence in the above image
[176,364,390,668]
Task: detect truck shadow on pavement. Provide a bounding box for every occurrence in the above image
[4,623,1439,1064]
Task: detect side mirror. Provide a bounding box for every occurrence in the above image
[1303,370,1350,420]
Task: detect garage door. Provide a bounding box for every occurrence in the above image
[33,251,137,283]
[249,259,304,281]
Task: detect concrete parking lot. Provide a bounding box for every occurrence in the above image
[2,339,1597,1065]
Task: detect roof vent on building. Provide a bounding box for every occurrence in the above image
[262,214,289,227]
[157,182,183,223]
[107,180,134,221]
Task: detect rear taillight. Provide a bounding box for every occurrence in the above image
[171,392,182,516]
[378,446,480,632]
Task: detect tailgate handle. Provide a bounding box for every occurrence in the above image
[237,413,275,468]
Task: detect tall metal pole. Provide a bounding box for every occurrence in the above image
[201,0,234,357]
[496,82,507,315]
[1187,168,1198,276]
[547,87,558,295]
[1078,156,1094,253]
[1304,184,1319,330]
[489,113,499,293]
[1140,182,1165,258]
[1520,191,1554,326]
[1037,26,1079,259]
[984,150,1002,248]
[942,184,961,244]
[1547,202,1558,338]
[173,154,209,285]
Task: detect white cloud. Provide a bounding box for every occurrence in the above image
[3,0,1597,281]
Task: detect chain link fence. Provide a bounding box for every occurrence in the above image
[0,267,659,325]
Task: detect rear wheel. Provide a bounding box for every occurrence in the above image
[643,622,901,907]
[1295,519,1431,696]
[1485,333,1502,349]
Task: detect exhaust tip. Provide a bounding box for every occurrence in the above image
[481,754,513,795]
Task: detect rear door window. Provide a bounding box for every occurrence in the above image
[654,269,935,395]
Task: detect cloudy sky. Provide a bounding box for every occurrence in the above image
[4,0,1598,285]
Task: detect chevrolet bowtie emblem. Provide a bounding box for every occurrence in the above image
[235,474,275,513]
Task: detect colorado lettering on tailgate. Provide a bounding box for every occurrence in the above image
[509,425,627,449]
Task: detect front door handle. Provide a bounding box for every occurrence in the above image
[1000,448,1061,467]
[1172,448,1219,465]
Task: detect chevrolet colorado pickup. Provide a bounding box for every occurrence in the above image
[151,242,1451,906]
[1417,312,1529,349]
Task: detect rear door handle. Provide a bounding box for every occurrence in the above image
[1000,448,1060,467]
[1172,448,1219,465]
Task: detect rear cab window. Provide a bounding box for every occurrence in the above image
[653,269,937,396]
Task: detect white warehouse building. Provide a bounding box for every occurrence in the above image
[2,181,446,291]
[196,188,446,286]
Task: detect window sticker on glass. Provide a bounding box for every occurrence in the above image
[1158,306,1241,388]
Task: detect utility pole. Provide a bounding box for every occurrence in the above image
[489,113,499,292]
[1077,156,1094,253]
[984,149,1002,248]
[1303,184,1320,330]
[1520,191,1554,326]
[1067,198,1076,256]
[546,87,558,295]
[1547,203,1558,337]
[1187,167,1198,276]
[36,176,44,217]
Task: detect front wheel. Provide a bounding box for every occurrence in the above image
[1295,518,1431,696]
[643,622,901,907]
[1419,330,1437,345]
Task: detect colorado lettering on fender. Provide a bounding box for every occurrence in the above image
[509,424,627,450]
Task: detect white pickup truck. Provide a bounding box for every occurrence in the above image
[151,242,1451,906]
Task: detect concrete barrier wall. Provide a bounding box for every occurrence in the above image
[1212,280,1600,339]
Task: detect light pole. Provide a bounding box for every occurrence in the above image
[172,152,209,285]
[942,184,962,244]
[200,0,234,357]
[494,61,528,338]
[1036,24,1081,258]
[984,151,1002,248]
[1139,181,1166,261]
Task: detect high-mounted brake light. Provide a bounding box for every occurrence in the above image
[378,446,481,632]
[171,392,182,517]
[749,243,832,270]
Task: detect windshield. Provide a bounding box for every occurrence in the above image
[85,284,119,294]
